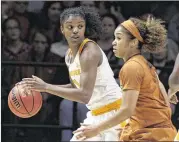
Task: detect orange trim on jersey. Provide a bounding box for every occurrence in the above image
[91,99,122,116]
[175,131,179,141]
[67,48,72,56]
[91,99,127,127]
[121,20,144,43]
[78,38,91,54]
[68,38,96,56]
[72,79,80,88]
[120,121,127,128]
[67,38,90,56]
[79,38,100,54]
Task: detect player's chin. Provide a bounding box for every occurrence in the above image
[113,50,117,55]
[114,52,120,58]
[70,37,81,43]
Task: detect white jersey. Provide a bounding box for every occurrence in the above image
[65,38,122,110]
[174,130,179,141]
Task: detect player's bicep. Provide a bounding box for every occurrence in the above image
[121,90,139,114]
[80,65,98,102]
[169,54,179,90]
[172,53,179,74]
[79,44,101,103]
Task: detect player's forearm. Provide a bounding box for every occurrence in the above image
[97,107,132,132]
[169,73,179,90]
[45,83,89,104]
[56,84,73,88]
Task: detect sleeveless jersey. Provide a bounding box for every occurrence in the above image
[65,38,122,110]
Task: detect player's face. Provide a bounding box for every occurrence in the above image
[61,15,86,45]
[112,26,131,58]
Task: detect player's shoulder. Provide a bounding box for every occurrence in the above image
[124,60,143,70]
[84,40,100,52]
[81,40,101,59]
[126,55,145,68]
[121,57,145,75]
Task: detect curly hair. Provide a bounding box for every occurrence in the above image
[121,16,167,53]
[60,6,102,40]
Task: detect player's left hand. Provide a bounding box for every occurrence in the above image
[73,123,100,140]
[17,75,48,92]
[168,88,178,104]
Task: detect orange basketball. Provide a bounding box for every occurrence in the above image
[8,85,42,118]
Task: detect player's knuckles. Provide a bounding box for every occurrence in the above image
[76,135,80,139]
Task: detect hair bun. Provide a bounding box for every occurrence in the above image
[130,16,167,53]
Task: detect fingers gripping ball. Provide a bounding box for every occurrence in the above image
[8,85,42,118]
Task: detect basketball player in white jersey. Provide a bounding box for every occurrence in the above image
[20,6,126,141]
[168,53,179,141]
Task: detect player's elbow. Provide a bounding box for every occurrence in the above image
[80,90,91,104]
[123,106,135,118]
[83,93,91,104]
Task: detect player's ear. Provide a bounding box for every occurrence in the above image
[60,25,64,35]
[129,38,139,49]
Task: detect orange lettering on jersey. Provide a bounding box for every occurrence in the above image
[69,69,81,76]
[72,79,80,88]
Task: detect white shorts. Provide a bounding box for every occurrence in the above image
[71,109,121,141]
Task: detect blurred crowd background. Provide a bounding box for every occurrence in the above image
[1,1,179,142]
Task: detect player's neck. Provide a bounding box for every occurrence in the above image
[68,38,85,57]
[124,50,141,62]
[69,44,80,57]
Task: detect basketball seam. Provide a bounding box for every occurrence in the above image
[9,90,28,115]
[17,85,31,116]
[23,89,34,113]
[30,90,35,113]
[35,100,42,115]
[31,91,42,115]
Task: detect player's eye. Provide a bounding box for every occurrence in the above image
[67,25,73,30]
[78,25,83,29]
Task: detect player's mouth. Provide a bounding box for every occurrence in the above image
[71,36,79,40]
[113,48,117,53]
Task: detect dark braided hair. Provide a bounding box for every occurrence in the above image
[60,6,102,40]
